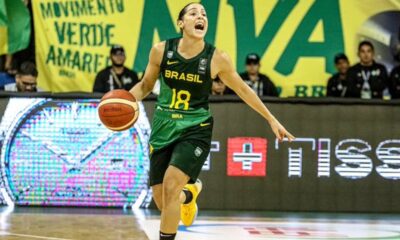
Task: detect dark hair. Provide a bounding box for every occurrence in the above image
[177,2,199,34]
[17,61,38,77]
[334,53,348,64]
[358,40,374,52]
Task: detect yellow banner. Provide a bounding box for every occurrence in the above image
[33,0,400,96]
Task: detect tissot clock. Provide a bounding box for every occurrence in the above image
[0,98,150,207]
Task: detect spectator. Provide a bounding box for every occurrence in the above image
[93,45,139,93]
[389,64,400,99]
[0,71,15,89]
[239,53,278,97]
[346,41,389,99]
[1,61,38,92]
[211,77,226,95]
[326,53,349,97]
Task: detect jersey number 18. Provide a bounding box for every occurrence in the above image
[169,89,191,110]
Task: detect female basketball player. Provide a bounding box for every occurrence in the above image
[130,3,295,239]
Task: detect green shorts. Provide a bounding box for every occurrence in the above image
[149,115,213,186]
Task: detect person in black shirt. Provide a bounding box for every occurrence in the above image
[346,41,389,99]
[93,45,139,93]
[326,53,349,97]
[238,53,278,97]
[389,65,400,99]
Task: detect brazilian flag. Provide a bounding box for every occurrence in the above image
[0,0,30,55]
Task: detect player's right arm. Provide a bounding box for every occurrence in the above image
[129,42,165,101]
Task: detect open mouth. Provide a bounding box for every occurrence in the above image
[195,22,205,31]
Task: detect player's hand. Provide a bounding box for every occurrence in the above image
[269,118,295,142]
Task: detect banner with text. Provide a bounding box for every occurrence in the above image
[33,0,400,96]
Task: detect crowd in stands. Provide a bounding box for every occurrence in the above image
[327,41,397,99]
[0,1,399,99]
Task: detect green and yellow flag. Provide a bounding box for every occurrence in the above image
[0,0,30,55]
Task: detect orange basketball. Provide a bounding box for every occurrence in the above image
[98,89,139,131]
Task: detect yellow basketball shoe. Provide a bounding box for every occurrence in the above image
[180,179,202,226]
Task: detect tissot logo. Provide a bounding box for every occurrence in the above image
[276,138,400,180]
[227,137,267,177]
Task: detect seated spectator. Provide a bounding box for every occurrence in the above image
[211,77,226,95]
[0,72,15,89]
[239,53,278,97]
[345,41,388,99]
[326,53,349,97]
[389,64,400,99]
[1,61,38,92]
[93,45,139,93]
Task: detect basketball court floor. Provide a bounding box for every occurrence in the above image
[0,207,399,240]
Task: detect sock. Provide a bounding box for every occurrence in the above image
[160,231,176,240]
[182,188,193,204]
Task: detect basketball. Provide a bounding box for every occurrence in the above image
[98,89,139,131]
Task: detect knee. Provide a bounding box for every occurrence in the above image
[163,178,183,204]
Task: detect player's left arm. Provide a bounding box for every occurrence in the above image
[212,49,295,142]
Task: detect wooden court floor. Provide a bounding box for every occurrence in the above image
[0,207,400,239]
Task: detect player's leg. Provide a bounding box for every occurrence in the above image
[151,173,194,211]
[149,144,174,212]
[173,118,213,226]
[170,140,208,227]
[159,165,190,239]
[152,184,163,211]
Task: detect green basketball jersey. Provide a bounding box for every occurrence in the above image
[149,38,216,151]
[157,38,215,115]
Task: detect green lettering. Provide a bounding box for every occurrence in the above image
[80,24,90,46]
[97,0,107,15]
[57,47,72,66]
[94,24,103,46]
[134,0,219,71]
[94,54,105,73]
[40,3,53,18]
[46,45,56,64]
[228,0,298,72]
[52,2,61,17]
[88,0,95,15]
[295,85,308,97]
[82,53,93,72]
[54,22,66,44]
[67,23,78,45]
[58,1,70,17]
[72,51,80,70]
[105,24,115,46]
[116,0,124,13]
[46,46,108,72]
[73,1,89,16]
[276,0,344,75]
[312,85,325,97]
[202,0,219,44]
[133,0,177,71]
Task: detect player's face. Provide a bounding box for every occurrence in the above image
[180,4,208,39]
[335,59,349,75]
[358,45,374,65]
